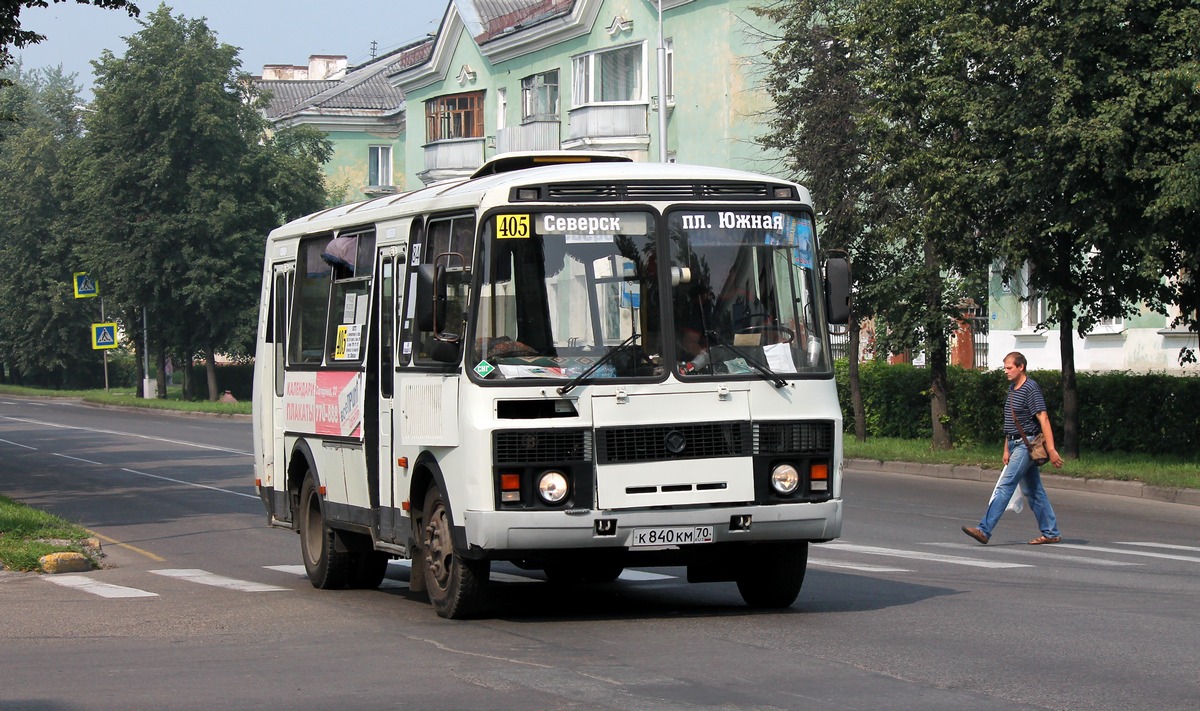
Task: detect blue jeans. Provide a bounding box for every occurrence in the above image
[979,439,1060,538]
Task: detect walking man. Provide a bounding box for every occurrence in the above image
[963,351,1065,545]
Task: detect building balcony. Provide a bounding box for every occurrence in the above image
[563,103,650,153]
[495,119,562,154]
[418,137,485,185]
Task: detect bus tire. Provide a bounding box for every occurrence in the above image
[735,541,808,609]
[348,550,390,589]
[299,475,352,590]
[420,484,489,618]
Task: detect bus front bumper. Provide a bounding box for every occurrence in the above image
[461,499,842,553]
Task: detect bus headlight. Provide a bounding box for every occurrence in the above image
[770,463,800,495]
[536,470,569,504]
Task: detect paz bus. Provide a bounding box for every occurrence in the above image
[252,152,850,618]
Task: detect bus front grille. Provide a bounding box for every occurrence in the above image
[753,421,835,454]
[494,429,592,464]
[596,422,751,464]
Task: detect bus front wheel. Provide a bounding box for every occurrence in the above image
[735,541,808,609]
[420,484,489,618]
[299,475,352,589]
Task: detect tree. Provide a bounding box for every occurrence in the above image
[945,0,1200,456]
[0,1,138,109]
[0,63,103,387]
[75,4,329,400]
[754,0,907,442]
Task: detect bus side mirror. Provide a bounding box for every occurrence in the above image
[415,263,445,333]
[825,257,851,326]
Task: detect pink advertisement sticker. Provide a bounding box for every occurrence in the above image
[283,371,362,438]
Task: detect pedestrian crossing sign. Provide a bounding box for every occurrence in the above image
[92,323,118,350]
[74,272,99,299]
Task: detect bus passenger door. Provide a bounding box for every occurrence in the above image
[375,246,405,543]
[268,264,293,523]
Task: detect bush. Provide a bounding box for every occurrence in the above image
[836,362,1199,457]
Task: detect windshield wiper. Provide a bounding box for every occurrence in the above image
[557,333,640,395]
[704,331,787,388]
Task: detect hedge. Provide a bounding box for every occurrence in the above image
[835,361,1200,457]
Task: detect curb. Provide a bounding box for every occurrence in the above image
[845,458,1200,507]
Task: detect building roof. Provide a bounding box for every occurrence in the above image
[257,40,435,124]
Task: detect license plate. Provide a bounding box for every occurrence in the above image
[631,526,714,547]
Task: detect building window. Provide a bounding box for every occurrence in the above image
[426,91,485,142]
[572,43,644,106]
[521,69,559,120]
[368,145,392,187]
[1006,263,1046,331]
[496,87,507,130]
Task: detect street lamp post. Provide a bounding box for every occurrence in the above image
[656,0,668,162]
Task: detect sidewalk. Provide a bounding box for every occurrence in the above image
[845,459,1200,507]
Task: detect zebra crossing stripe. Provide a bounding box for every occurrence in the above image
[151,569,287,592]
[925,542,1142,567]
[1056,544,1200,564]
[45,575,158,598]
[809,558,911,573]
[820,542,1033,569]
[1116,542,1200,554]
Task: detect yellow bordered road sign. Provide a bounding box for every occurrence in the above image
[92,323,118,350]
[74,272,99,299]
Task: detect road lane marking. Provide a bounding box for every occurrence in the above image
[925,542,1142,567]
[87,530,166,562]
[151,569,287,592]
[809,558,911,573]
[1117,542,1200,553]
[1056,544,1200,564]
[52,453,104,466]
[120,467,258,499]
[45,576,158,598]
[819,542,1033,568]
[0,415,251,455]
[0,438,36,449]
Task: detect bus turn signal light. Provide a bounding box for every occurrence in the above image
[500,473,521,502]
[811,463,829,492]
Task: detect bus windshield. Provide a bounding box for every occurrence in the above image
[669,209,828,377]
[473,211,662,381]
[470,207,829,383]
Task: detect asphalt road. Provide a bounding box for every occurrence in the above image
[1,396,1198,711]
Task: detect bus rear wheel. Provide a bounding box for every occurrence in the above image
[735,541,808,609]
[299,475,352,589]
[420,484,489,618]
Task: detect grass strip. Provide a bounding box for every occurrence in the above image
[0,495,98,572]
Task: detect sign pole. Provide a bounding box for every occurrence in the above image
[100,296,109,394]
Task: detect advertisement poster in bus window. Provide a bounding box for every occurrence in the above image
[283,371,362,438]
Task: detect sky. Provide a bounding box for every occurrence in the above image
[15,0,452,98]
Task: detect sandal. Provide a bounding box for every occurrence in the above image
[1028,535,1062,545]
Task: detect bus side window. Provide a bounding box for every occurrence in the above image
[290,235,334,364]
[272,269,290,396]
[325,231,376,364]
[414,214,474,365]
[379,255,394,397]
[397,219,423,367]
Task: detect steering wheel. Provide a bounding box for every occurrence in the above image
[733,314,795,344]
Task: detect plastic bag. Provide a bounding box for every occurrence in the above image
[990,465,1025,514]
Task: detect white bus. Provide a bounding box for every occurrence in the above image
[252,152,850,618]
